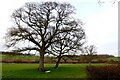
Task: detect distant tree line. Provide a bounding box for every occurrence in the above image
[2,52,116,63]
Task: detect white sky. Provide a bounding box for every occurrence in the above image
[0,0,119,56]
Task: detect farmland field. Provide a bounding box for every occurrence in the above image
[2,63,107,79]
[1,54,39,60]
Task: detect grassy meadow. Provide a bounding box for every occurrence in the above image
[2,63,108,78]
[2,63,90,78]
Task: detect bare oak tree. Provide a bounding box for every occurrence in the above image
[5,2,85,71]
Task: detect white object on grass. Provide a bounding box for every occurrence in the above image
[45,70,51,73]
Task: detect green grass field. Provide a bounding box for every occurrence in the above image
[2,63,107,79]
[107,57,120,61]
[1,54,117,79]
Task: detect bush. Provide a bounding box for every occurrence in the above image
[87,64,120,79]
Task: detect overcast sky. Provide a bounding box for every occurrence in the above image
[0,0,118,56]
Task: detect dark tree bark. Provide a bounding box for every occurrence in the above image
[55,54,62,68]
[39,48,45,71]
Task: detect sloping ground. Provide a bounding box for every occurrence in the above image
[107,57,120,61]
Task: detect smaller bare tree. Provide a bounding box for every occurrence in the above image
[47,25,86,68]
[82,45,97,64]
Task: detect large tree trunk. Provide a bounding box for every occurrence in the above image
[55,54,62,68]
[38,48,45,72]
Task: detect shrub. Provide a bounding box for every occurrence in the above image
[87,64,120,79]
